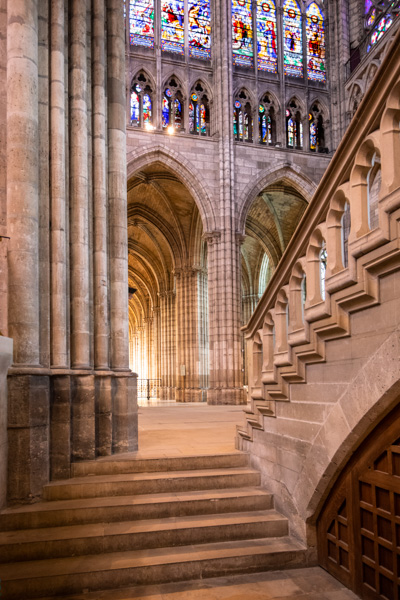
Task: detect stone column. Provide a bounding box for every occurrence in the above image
[107,0,130,371]
[50,0,67,368]
[7,0,40,366]
[93,0,109,370]
[207,0,245,405]
[175,267,202,402]
[70,0,90,369]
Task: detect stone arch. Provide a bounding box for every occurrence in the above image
[127,144,217,232]
[238,166,315,233]
[295,327,400,526]
[130,68,156,91]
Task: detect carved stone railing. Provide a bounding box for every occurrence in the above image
[238,27,400,442]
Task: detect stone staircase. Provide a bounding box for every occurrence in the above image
[0,452,307,599]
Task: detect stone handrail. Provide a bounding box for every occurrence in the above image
[239,27,400,442]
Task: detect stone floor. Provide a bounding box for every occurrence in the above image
[55,567,359,599]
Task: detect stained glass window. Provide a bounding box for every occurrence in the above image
[256,0,278,73]
[131,89,140,126]
[283,0,303,77]
[365,0,373,13]
[143,94,152,126]
[287,114,294,147]
[161,0,184,54]
[232,0,254,67]
[306,3,326,82]
[129,0,154,48]
[259,104,274,145]
[309,116,317,151]
[162,94,170,128]
[188,0,211,59]
[174,98,182,130]
[365,0,400,52]
[286,104,303,148]
[368,15,393,48]
[189,90,209,136]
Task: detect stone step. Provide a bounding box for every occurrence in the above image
[0,537,308,599]
[0,510,288,562]
[71,452,249,477]
[42,467,261,501]
[0,487,273,531]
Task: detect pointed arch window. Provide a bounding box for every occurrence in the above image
[341,202,351,269]
[286,102,303,149]
[232,0,254,67]
[130,79,153,129]
[319,242,328,301]
[162,82,184,132]
[309,104,326,152]
[234,95,253,142]
[283,0,303,77]
[189,83,210,136]
[129,0,155,48]
[188,0,211,59]
[161,0,185,54]
[256,0,278,73]
[306,3,326,82]
[259,94,275,145]
[364,0,399,52]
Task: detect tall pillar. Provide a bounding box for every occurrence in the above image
[175,268,202,402]
[50,0,67,368]
[70,0,90,369]
[7,0,40,366]
[93,0,109,370]
[107,0,130,371]
[207,0,245,404]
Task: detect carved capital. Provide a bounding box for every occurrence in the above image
[202,230,222,245]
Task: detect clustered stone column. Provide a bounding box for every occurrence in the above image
[4,0,137,504]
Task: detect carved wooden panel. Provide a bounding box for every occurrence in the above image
[318,403,400,599]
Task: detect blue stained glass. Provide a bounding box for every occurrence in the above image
[283,0,303,77]
[161,0,185,54]
[196,104,200,132]
[131,91,140,125]
[189,0,211,59]
[306,3,326,82]
[130,0,155,48]
[310,120,317,150]
[232,0,254,67]
[257,0,278,73]
[174,98,182,130]
[162,97,170,128]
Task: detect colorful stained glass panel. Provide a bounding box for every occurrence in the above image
[161,0,184,54]
[129,0,154,48]
[162,97,170,128]
[306,3,326,82]
[257,0,278,73]
[283,0,303,77]
[365,0,373,14]
[131,91,140,125]
[143,94,152,126]
[232,0,254,67]
[188,0,211,59]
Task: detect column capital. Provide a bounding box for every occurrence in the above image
[235,232,246,247]
[202,230,222,245]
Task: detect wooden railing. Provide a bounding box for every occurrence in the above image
[238,28,400,442]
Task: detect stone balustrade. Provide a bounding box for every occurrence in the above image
[237,27,400,546]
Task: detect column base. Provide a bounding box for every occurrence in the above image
[207,387,246,405]
[6,369,138,504]
[175,387,205,403]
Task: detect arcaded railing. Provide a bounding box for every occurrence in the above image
[239,27,400,441]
